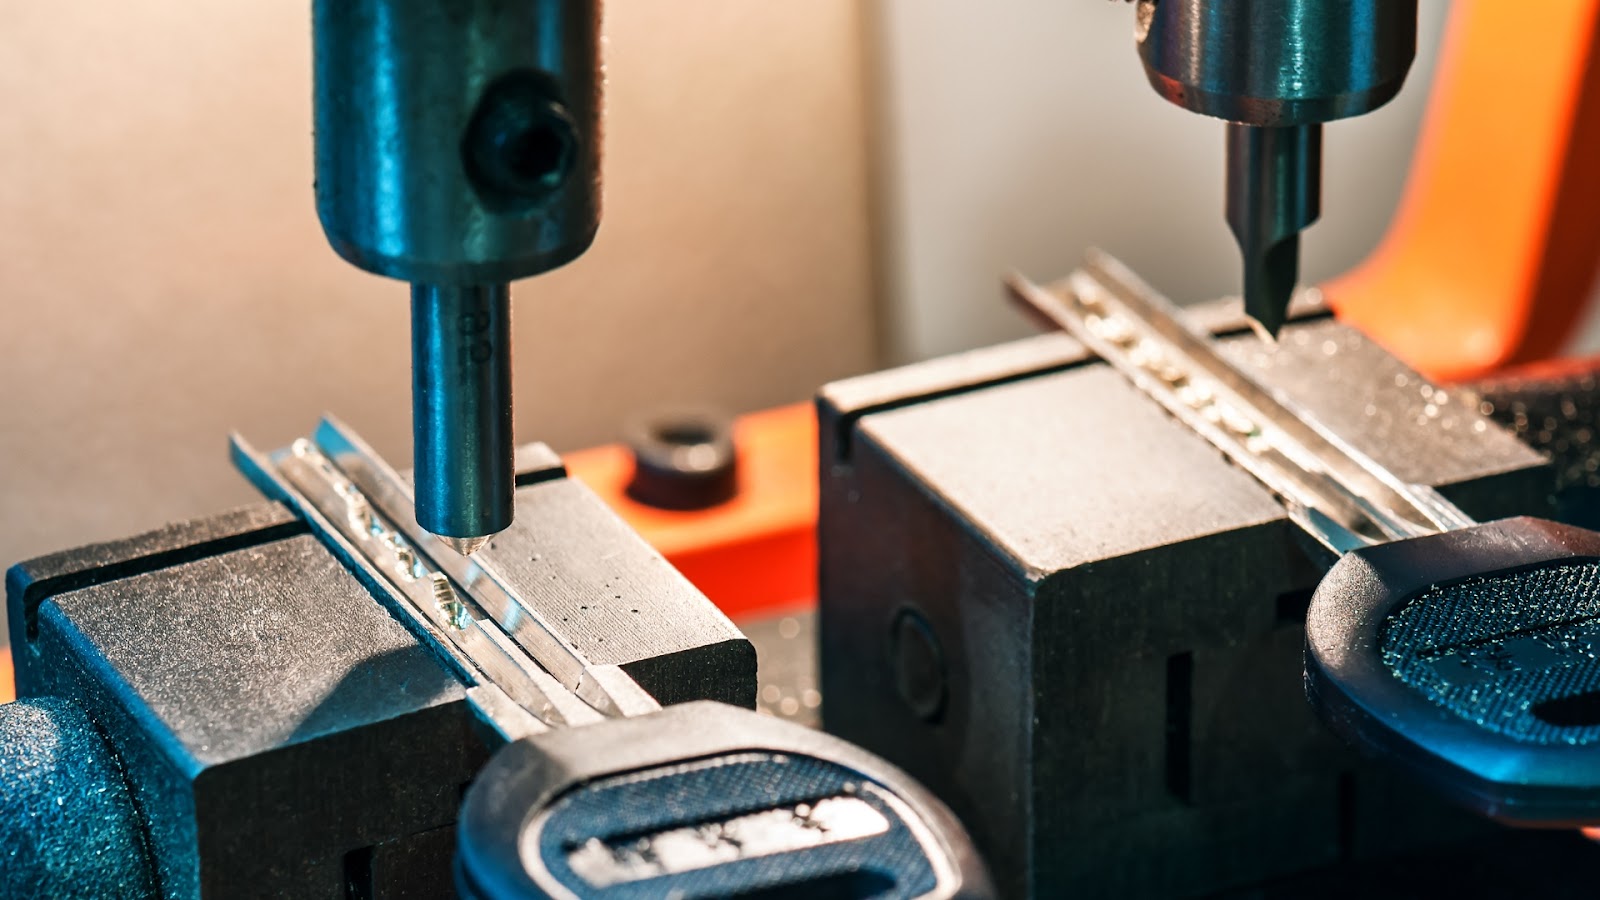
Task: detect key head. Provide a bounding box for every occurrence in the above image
[455,701,993,900]
[1307,517,1600,827]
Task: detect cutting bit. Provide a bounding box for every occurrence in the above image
[313,0,602,558]
[1226,123,1322,340]
[411,283,514,555]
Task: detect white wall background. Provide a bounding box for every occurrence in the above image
[872,0,1451,362]
[0,2,876,576]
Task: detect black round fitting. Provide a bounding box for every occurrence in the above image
[624,409,739,511]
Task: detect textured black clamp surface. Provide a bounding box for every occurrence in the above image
[0,697,156,897]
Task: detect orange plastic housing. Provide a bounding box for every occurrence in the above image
[564,403,819,619]
[1328,1,1600,381]
[1,647,12,704]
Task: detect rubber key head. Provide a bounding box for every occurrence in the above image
[532,753,937,899]
[456,701,993,900]
[1306,517,1600,827]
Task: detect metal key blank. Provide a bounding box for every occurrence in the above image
[1010,251,1600,828]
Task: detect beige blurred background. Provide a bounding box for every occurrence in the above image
[0,2,1447,631]
[873,0,1450,361]
[0,2,878,576]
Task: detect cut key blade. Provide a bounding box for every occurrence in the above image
[1003,251,1471,554]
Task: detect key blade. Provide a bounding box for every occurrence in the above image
[311,415,663,721]
[229,431,593,739]
[1005,251,1472,552]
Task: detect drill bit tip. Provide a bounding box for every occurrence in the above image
[1225,122,1320,345]
[438,534,493,557]
[410,283,516,550]
[1240,236,1299,341]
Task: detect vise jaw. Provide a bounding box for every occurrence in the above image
[817,291,1551,899]
[4,441,754,898]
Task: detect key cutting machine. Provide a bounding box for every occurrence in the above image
[0,3,993,898]
[11,2,1600,899]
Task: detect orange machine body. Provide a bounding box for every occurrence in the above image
[564,402,819,620]
[1329,0,1600,381]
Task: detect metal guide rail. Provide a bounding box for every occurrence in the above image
[232,417,657,741]
[1009,251,1600,828]
[1007,250,1475,555]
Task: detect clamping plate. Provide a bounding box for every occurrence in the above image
[235,419,995,899]
[1010,252,1600,827]
[1007,250,1473,555]
[231,417,658,740]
